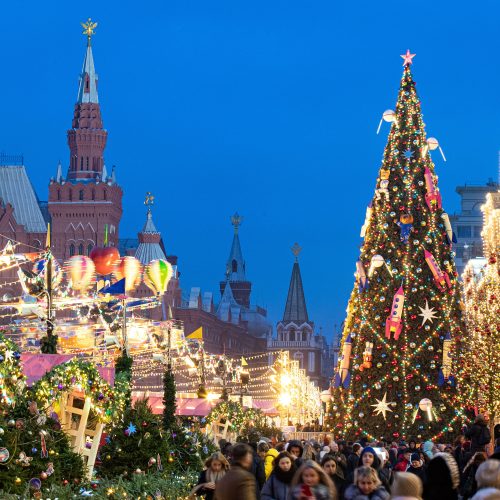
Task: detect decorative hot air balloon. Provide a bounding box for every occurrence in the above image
[32,258,62,288]
[113,256,142,292]
[89,246,120,275]
[144,259,173,296]
[66,255,95,292]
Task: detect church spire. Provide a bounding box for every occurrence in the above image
[282,243,309,323]
[67,18,107,182]
[225,212,246,281]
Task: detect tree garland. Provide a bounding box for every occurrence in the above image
[206,401,267,433]
[0,333,25,407]
[31,359,127,423]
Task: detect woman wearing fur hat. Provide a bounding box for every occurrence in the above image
[423,452,460,500]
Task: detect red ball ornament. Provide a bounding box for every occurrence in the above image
[90,246,120,275]
[40,472,48,480]
[63,480,69,486]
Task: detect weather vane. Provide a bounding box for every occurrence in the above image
[81,18,98,46]
[231,212,243,234]
[291,242,302,261]
[144,192,155,212]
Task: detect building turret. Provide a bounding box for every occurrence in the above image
[219,213,252,307]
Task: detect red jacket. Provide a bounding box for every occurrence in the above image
[393,457,409,472]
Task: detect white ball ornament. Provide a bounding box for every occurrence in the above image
[419,398,433,411]
[427,137,439,150]
[383,110,396,122]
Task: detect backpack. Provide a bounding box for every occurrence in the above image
[478,425,491,446]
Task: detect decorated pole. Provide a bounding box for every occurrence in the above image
[41,224,57,354]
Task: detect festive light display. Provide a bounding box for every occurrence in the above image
[460,191,500,436]
[330,53,464,440]
[32,359,128,424]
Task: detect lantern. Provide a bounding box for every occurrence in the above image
[144,259,173,296]
[66,256,95,292]
[113,256,142,292]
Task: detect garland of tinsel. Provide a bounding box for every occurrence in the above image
[31,359,128,423]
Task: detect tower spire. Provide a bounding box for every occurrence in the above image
[225,212,246,281]
[67,19,107,181]
[283,243,309,323]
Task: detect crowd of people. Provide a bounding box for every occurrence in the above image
[190,415,500,500]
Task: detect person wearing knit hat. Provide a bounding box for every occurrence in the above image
[423,452,460,500]
[407,452,426,483]
[471,488,500,500]
[475,459,500,491]
[391,471,423,500]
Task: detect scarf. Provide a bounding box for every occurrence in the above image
[273,465,297,484]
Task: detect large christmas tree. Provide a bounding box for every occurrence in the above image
[330,51,465,442]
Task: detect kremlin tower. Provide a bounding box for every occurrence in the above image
[48,19,122,261]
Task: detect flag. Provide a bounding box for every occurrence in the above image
[241,357,248,366]
[99,278,126,295]
[186,326,203,340]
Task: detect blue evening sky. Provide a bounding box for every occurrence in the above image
[1,1,498,342]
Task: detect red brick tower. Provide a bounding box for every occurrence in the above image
[48,20,122,262]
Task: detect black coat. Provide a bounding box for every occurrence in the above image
[465,422,491,453]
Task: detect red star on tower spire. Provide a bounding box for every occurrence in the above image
[400,49,416,66]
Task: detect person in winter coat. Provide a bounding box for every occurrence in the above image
[321,454,347,498]
[329,441,348,472]
[391,471,423,500]
[261,451,296,500]
[475,459,500,492]
[471,488,500,500]
[194,452,230,500]
[453,435,467,475]
[460,452,487,499]
[289,460,337,500]
[422,452,460,500]
[358,446,391,491]
[344,466,390,500]
[407,453,426,483]
[422,441,434,461]
[215,443,257,500]
[263,446,279,480]
[394,449,412,472]
[287,440,305,468]
[465,415,492,454]
[347,443,363,479]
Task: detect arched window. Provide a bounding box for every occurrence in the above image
[79,190,84,201]
[289,329,295,342]
[91,189,95,201]
[69,244,75,257]
[231,259,238,273]
[69,189,72,201]
[294,351,304,369]
[78,244,84,255]
[57,189,61,201]
[103,190,107,200]
[80,157,84,170]
[87,244,93,255]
